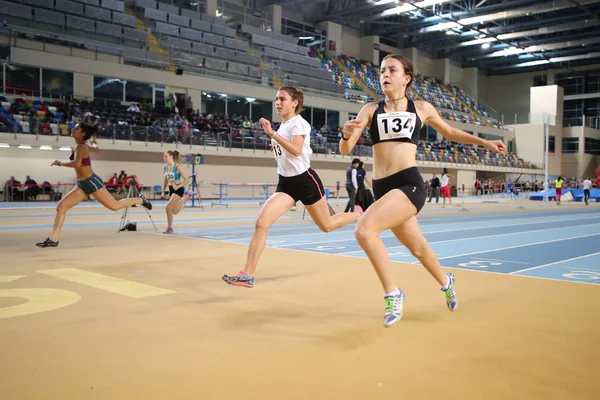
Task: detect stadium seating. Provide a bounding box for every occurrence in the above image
[308,51,507,129]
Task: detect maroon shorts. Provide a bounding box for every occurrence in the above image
[555,188,562,197]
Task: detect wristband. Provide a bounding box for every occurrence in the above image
[341,135,350,141]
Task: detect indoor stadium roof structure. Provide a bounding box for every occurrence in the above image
[265,0,600,75]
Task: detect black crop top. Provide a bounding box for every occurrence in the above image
[369,99,422,146]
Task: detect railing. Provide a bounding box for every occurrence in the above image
[1,122,544,171]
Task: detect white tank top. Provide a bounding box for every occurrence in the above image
[441,175,450,187]
[583,179,592,189]
[271,114,312,177]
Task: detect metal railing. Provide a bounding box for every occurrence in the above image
[1,120,544,171]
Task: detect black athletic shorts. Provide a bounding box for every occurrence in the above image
[276,168,324,206]
[169,185,185,197]
[372,166,426,213]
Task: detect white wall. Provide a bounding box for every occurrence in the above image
[508,123,562,175]
[0,147,366,196]
[530,85,564,126]
[431,58,449,84]
[562,126,600,178]
[378,43,403,58]
[359,36,379,65]
[456,170,476,194]
[449,63,463,86]
[461,67,478,99]
[480,73,534,124]
[416,50,434,78]
[341,26,361,59]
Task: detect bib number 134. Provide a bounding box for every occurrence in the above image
[377,112,416,140]
[382,117,411,134]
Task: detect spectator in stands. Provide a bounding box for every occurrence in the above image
[165,94,175,114]
[23,175,40,200]
[186,97,193,122]
[117,170,127,198]
[340,54,505,327]
[428,173,440,203]
[107,173,119,196]
[5,176,21,201]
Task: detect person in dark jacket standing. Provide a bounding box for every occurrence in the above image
[344,158,361,212]
[355,161,374,211]
[428,173,440,203]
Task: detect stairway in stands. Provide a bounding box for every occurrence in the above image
[125,7,175,72]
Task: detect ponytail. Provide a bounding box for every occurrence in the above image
[167,150,181,162]
[78,122,99,142]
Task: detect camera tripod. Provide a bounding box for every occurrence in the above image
[118,183,157,232]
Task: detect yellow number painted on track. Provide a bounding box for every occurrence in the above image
[0,269,176,319]
[0,287,81,319]
[38,268,177,298]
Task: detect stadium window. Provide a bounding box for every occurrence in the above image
[201,91,225,116]
[42,69,73,99]
[251,99,272,122]
[125,81,152,105]
[556,74,584,96]
[313,108,326,129]
[226,95,250,120]
[533,75,547,87]
[426,126,438,141]
[548,136,555,153]
[326,110,340,130]
[585,72,600,94]
[584,137,600,154]
[561,137,579,153]
[301,106,312,126]
[5,64,40,97]
[94,76,124,102]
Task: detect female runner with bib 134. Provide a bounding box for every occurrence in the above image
[341,55,505,327]
[222,85,362,288]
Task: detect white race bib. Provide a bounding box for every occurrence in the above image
[165,167,175,181]
[271,139,284,160]
[377,112,417,141]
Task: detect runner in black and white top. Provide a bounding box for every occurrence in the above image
[222,85,362,288]
[340,54,505,327]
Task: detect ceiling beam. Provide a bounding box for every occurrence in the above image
[416,0,598,34]
[568,0,600,20]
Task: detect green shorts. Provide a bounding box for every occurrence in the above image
[77,173,104,195]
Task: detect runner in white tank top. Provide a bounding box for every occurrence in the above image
[222,86,362,289]
[583,177,592,205]
[440,171,453,208]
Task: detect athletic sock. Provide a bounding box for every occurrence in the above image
[441,275,450,290]
[385,288,401,297]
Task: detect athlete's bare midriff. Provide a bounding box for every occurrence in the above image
[371,141,417,180]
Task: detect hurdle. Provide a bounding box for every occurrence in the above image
[210,182,278,208]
